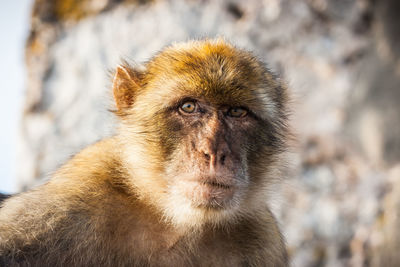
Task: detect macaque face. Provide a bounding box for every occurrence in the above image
[139,55,278,215]
[163,97,255,210]
[118,41,287,224]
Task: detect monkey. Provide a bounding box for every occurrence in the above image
[0,39,290,266]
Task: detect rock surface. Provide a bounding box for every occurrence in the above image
[19,0,400,266]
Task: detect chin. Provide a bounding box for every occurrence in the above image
[161,180,244,229]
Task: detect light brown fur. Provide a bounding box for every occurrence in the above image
[0,39,289,266]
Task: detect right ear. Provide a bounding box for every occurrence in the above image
[112,64,141,111]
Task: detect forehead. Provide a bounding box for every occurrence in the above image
[141,42,279,116]
[139,42,279,117]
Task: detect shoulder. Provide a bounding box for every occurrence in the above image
[0,167,135,266]
[54,137,124,182]
[0,136,133,247]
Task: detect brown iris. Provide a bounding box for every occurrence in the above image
[228,107,248,118]
[180,101,196,113]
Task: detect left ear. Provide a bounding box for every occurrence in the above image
[112,64,142,111]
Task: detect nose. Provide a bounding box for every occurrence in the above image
[197,116,230,169]
[200,139,229,168]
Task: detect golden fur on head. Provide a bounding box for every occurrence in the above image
[113,39,290,229]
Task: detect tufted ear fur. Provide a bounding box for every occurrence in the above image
[112,64,141,112]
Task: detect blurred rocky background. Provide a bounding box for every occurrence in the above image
[13,0,400,266]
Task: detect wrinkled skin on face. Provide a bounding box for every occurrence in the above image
[164,99,252,209]
[116,40,289,226]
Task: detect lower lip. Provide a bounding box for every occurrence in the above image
[180,181,235,208]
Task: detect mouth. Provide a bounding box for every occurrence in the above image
[200,181,232,190]
[178,179,236,209]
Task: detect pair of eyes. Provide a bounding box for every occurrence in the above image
[180,101,248,118]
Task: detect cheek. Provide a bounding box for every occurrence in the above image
[157,116,186,159]
[164,139,204,176]
[245,124,280,178]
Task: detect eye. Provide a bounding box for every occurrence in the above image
[228,107,248,118]
[180,101,196,113]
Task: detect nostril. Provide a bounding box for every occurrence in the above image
[220,155,226,165]
[204,153,210,160]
